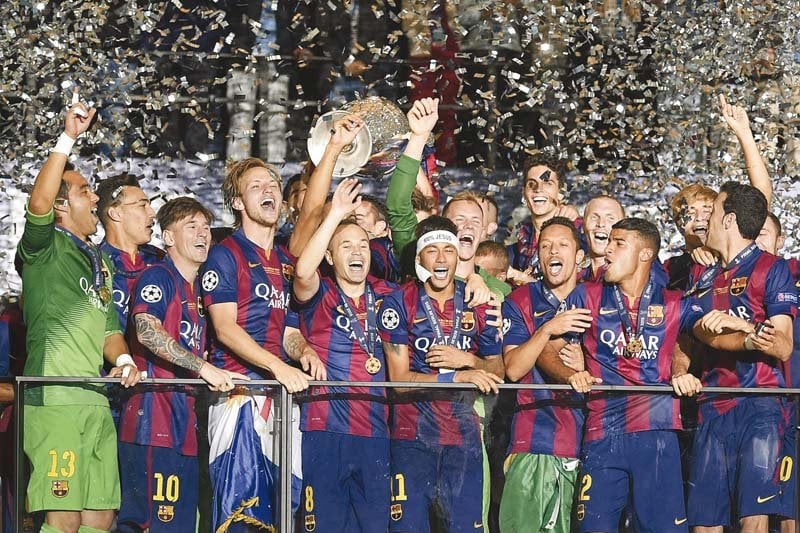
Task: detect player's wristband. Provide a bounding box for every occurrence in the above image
[115,353,135,368]
[436,372,456,383]
[52,132,76,155]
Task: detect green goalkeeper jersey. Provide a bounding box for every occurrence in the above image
[17,207,120,406]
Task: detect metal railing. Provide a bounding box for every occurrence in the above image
[6,376,800,532]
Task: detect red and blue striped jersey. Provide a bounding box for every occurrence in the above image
[502,281,585,459]
[200,228,295,379]
[369,236,400,283]
[564,279,703,442]
[121,257,205,455]
[377,280,502,446]
[294,276,397,437]
[781,258,800,388]
[694,249,798,422]
[100,241,164,329]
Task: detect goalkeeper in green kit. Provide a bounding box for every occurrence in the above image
[17,93,142,533]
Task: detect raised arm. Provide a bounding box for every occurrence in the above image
[289,115,365,256]
[720,94,772,205]
[386,98,439,255]
[30,93,96,215]
[293,178,363,302]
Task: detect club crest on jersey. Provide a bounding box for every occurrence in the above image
[282,263,295,282]
[381,308,400,330]
[391,504,403,521]
[52,480,69,498]
[140,284,163,303]
[501,317,511,336]
[646,305,664,327]
[304,514,316,531]
[202,270,219,292]
[157,505,174,523]
[730,277,748,296]
[462,311,475,332]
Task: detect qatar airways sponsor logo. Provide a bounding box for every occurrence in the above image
[728,306,751,320]
[414,336,473,354]
[254,283,289,309]
[79,277,109,311]
[598,329,660,360]
[180,320,204,350]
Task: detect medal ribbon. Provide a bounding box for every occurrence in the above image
[612,275,655,349]
[337,283,377,357]
[56,226,106,293]
[685,242,758,296]
[419,282,465,346]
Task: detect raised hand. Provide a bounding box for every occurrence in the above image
[329,114,365,150]
[719,94,753,140]
[65,90,96,140]
[330,177,362,219]
[407,98,439,137]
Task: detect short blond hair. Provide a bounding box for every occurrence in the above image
[670,184,716,225]
[223,158,282,226]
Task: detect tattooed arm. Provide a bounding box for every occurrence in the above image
[134,313,247,391]
[284,327,327,380]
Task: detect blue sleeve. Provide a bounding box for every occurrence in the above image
[476,311,502,357]
[765,261,798,319]
[201,245,238,306]
[501,299,530,348]
[131,267,174,322]
[378,290,409,346]
[679,296,705,334]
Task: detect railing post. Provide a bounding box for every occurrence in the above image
[14,378,24,532]
[795,392,799,533]
[278,385,293,532]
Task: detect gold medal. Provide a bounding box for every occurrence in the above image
[624,338,643,359]
[364,356,382,375]
[98,286,112,305]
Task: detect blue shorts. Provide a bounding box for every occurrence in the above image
[688,396,784,526]
[300,431,390,533]
[577,430,687,533]
[117,442,199,532]
[390,439,484,532]
[778,400,797,520]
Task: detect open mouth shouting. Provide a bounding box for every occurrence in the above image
[547,258,564,276]
[459,233,475,248]
[692,222,708,239]
[260,196,277,211]
[592,231,609,245]
[194,240,209,253]
[432,266,450,280]
[348,259,365,273]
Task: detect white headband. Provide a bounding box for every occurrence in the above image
[415,230,459,255]
[415,230,459,282]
